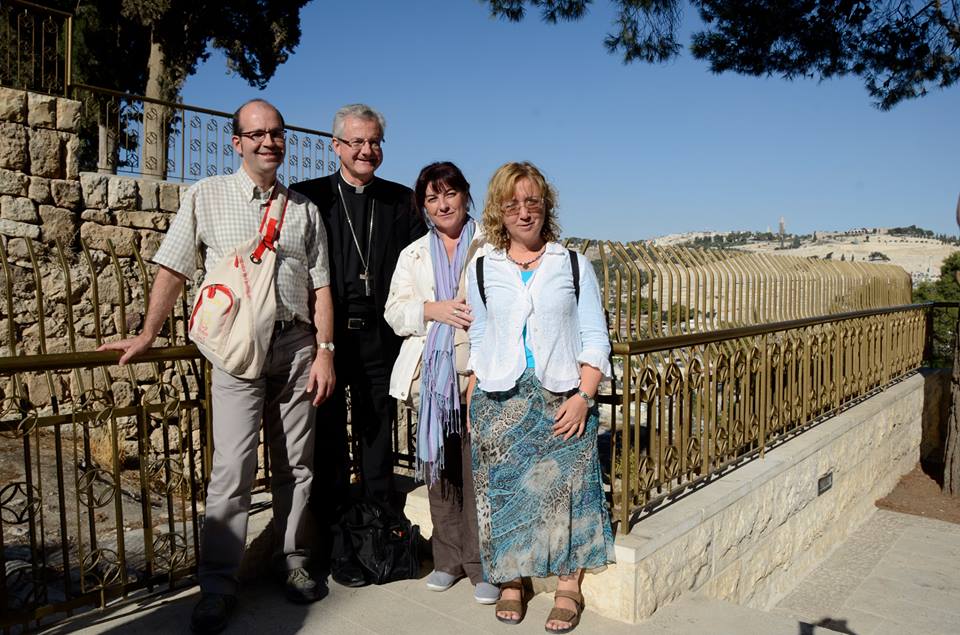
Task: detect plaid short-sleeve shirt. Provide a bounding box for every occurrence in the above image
[153,169,330,323]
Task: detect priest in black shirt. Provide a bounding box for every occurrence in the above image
[291,104,426,585]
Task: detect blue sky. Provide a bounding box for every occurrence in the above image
[181,0,959,241]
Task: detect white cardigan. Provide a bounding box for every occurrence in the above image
[384,230,489,402]
[466,242,611,393]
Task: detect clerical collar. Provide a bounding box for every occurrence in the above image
[339,170,374,194]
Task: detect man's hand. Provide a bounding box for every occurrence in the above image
[97,266,185,366]
[306,350,335,406]
[98,332,155,365]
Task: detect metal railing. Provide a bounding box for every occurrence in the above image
[0,347,208,632]
[0,237,215,632]
[605,303,928,528]
[0,0,71,96]
[69,83,335,184]
[0,2,334,184]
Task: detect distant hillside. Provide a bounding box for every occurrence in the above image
[651,226,958,286]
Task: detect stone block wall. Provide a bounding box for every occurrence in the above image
[0,88,81,243]
[0,87,191,407]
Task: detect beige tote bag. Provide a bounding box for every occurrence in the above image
[188,187,288,379]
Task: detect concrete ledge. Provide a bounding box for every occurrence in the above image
[404,374,924,624]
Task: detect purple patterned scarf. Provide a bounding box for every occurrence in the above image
[417,217,476,484]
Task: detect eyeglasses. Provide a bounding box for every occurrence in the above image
[237,128,286,143]
[501,197,544,215]
[335,137,383,151]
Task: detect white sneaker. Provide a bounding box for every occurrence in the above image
[426,570,460,591]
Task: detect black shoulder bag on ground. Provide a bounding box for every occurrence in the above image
[336,500,420,585]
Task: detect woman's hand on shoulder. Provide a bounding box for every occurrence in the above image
[423,298,473,329]
[553,395,588,441]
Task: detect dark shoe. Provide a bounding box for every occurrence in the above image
[190,592,236,634]
[284,567,327,604]
[331,558,367,587]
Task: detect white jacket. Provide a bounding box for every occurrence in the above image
[466,242,611,393]
[384,230,489,402]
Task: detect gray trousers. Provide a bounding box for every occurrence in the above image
[199,323,317,595]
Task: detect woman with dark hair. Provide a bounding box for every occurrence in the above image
[466,162,614,632]
[384,161,497,604]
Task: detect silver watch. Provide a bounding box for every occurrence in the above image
[317,342,335,353]
[576,389,595,408]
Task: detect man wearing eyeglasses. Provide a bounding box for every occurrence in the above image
[100,99,335,633]
[291,104,426,587]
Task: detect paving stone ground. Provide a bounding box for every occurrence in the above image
[773,509,960,635]
[38,508,960,635]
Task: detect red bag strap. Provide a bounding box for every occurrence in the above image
[251,184,289,264]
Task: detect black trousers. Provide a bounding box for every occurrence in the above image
[312,324,397,564]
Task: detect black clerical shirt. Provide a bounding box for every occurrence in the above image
[336,173,376,311]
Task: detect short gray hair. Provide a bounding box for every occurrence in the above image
[332,104,386,139]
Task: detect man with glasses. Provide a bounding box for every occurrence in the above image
[291,104,426,587]
[101,99,335,633]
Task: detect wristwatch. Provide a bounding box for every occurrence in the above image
[317,342,335,353]
[576,389,595,408]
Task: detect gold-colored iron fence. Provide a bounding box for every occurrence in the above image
[605,304,929,529]
[0,0,71,96]
[0,236,213,632]
[0,347,207,632]
[69,83,335,184]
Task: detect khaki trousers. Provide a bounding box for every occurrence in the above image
[199,323,317,595]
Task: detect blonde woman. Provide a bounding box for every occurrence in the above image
[466,162,614,633]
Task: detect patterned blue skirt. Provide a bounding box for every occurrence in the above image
[470,369,615,583]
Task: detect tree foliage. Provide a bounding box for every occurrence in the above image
[914,250,960,365]
[120,0,310,101]
[53,0,311,100]
[485,1,960,109]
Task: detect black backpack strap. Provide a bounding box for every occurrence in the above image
[568,249,580,302]
[477,256,486,307]
[479,251,576,306]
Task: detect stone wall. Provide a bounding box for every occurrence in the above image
[602,374,922,622]
[0,87,191,363]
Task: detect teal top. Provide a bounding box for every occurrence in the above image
[520,270,535,368]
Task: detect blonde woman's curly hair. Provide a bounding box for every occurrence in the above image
[481,161,560,251]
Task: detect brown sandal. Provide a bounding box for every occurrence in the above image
[495,579,525,625]
[545,589,583,633]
